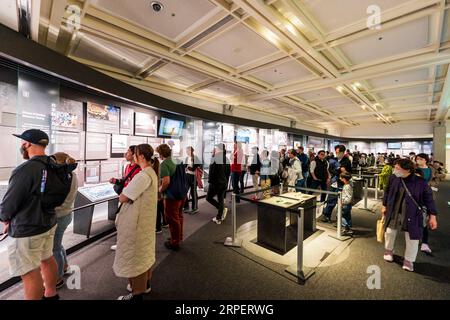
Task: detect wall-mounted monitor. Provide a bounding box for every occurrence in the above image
[134,112,157,137]
[158,117,184,138]
[236,129,250,143]
[86,102,119,134]
[387,142,401,149]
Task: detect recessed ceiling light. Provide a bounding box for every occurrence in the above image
[378,37,383,41]
[395,79,399,82]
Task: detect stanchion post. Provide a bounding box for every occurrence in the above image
[279,182,283,195]
[374,175,379,199]
[224,193,242,247]
[337,193,342,239]
[286,207,314,282]
[364,178,368,209]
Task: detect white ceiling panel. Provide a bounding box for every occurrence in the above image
[302,0,411,33]
[378,85,429,99]
[250,60,312,85]
[339,17,429,65]
[0,0,18,31]
[73,34,153,73]
[90,0,216,40]
[199,82,254,98]
[152,63,211,88]
[368,69,429,88]
[386,97,429,106]
[196,24,279,68]
[315,96,356,108]
[295,88,340,101]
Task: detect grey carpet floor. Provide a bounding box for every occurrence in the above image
[1,182,449,300]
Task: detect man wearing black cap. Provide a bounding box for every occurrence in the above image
[0,129,59,300]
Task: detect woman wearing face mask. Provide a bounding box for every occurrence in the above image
[414,153,439,255]
[381,159,438,272]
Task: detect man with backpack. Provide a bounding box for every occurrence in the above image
[156,144,187,251]
[0,129,75,300]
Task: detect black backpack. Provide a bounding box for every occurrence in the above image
[166,163,188,200]
[32,156,77,209]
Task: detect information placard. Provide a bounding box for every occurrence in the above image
[50,131,84,160]
[77,183,116,202]
[111,134,129,154]
[51,98,83,132]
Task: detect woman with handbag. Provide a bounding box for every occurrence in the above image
[114,144,158,300]
[109,145,141,251]
[381,159,438,272]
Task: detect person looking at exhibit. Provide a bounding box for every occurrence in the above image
[52,152,78,289]
[230,142,244,203]
[109,145,141,251]
[382,159,438,272]
[248,146,261,201]
[296,146,310,188]
[156,144,186,251]
[309,150,330,203]
[286,149,303,192]
[0,129,70,300]
[114,144,158,300]
[150,155,167,234]
[184,146,201,214]
[208,143,230,224]
[259,150,272,199]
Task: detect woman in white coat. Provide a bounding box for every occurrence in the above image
[114,144,158,300]
[287,149,303,192]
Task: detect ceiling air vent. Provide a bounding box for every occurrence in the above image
[181,15,235,50]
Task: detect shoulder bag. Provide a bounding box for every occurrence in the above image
[113,165,140,195]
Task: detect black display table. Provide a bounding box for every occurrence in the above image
[256,193,317,254]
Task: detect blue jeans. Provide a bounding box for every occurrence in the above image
[53,214,72,278]
[323,186,339,218]
[342,204,352,228]
[295,179,304,192]
[310,179,328,202]
[302,172,309,188]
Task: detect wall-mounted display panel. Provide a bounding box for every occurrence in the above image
[129,135,147,146]
[86,102,119,134]
[51,98,84,132]
[111,134,129,155]
[0,126,21,168]
[85,132,110,160]
[85,161,100,184]
[387,142,401,149]
[100,161,120,183]
[135,112,157,137]
[158,117,184,138]
[222,124,234,142]
[50,131,85,161]
[120,107,134,135]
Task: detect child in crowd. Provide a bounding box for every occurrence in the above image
[340,172,354,236]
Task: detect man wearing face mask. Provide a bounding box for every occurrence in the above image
[0,129,59,300]
[382,159,438,272]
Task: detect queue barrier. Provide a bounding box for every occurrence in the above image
[223,184,350,283]
[352,174,380,210]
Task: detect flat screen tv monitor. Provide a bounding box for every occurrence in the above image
[158,117,184,137]
[387,142,401,149]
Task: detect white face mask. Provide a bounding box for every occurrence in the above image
[393,169,405,178]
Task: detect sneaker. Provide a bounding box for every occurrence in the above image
[56,279,65,289]
[320,216,331,223]
[164,240,179,251]
[110,244,117,251]
[126,282,151,294]
[342,228,354,236]
[420,243,432,254]
[402,259,414,272]
[212,217,222,225]
[221,208,228,221]
[189,209,199,215]
[383,249,394,262]
[162,224,169,229]
[156,229,162,234]
[117,293,143,301]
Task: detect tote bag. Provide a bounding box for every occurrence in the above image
[376,215,385,243]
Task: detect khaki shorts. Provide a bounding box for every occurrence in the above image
[7,225,56,277]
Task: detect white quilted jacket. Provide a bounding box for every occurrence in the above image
[113,167,158,278]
